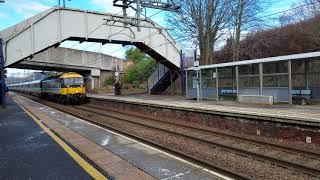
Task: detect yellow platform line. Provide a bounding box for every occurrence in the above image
[12,97,108,180]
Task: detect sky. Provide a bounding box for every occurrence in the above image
[0,0,301,75]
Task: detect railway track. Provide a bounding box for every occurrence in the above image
[81,104,320,173]
[78,104,320,175]
[20,94,320,179]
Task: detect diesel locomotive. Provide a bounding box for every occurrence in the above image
[8,72,86,104]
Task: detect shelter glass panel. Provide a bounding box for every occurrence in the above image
[186,70,198,99]
[239,64,259,76]
[238,64,259,88]
[263,61,288,74]
[263,75,288,87]
[309,60,320,87]
[200,69,217,100]
[308,59,320,100]
[263,61,289,88]
[292,61,305,88]
[187,71,197,89]
[201,69,216,88]
[218,67,237,100]
[218,67,235,88]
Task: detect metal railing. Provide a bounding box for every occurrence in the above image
[148,63,169,94]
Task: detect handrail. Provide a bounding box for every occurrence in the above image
[148,63,169,93]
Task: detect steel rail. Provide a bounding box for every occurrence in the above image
[83,103,320,159]
[77,105,320,177]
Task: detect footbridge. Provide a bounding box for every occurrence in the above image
[0,7,181,93]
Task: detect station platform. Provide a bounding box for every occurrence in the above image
[9,93,225,180]
[0,95,103,179]
[87,93,320,125]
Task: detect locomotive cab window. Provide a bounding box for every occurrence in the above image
[62,78,84,87]
[74,78,84,85]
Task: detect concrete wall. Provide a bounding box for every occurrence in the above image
[99,70,114,87]
[12,47,123,72]
[85,70,115,91]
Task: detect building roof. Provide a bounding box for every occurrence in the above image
[187,51,320,70]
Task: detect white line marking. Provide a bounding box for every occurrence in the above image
[161,171,191,180]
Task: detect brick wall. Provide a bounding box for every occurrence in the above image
[90,98,320,145]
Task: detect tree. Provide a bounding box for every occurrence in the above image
[214,14,320,62]
[123,47,157,87]
[168,0,269,64]
[168,0,232,65]
[278,0,320,50]
[125,47,145,64]
[229,0,267,62]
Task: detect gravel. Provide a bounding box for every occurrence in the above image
[21,95,317,180]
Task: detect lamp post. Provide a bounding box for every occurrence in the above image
[194,49,200,102]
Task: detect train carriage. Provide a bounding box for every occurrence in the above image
[8,72,86,104]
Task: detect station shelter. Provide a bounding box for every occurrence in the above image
[186,52,320,105]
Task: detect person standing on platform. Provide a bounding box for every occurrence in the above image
[114,80,122,95]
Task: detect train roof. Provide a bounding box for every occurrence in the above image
[42,72,83,81]
[8,72,83,86]
[59,72,83,79]
[7,79,41,86]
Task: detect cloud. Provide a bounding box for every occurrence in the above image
[90,0,135,15]
[9,0,51,18]
[90,0,117,13]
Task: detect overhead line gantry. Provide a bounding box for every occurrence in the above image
[112,0,181,31]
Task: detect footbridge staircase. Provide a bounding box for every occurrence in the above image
[0,7,181,94]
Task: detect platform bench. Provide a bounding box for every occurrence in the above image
[220,89,237,100]
[292,89,311,105]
